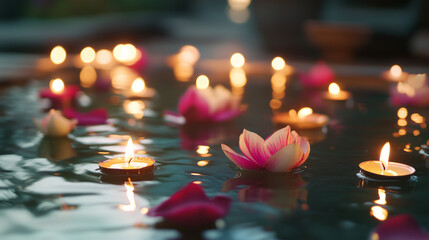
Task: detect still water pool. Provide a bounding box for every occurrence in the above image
[0,71,428,240]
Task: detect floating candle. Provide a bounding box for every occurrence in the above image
[273,107,329,129]
[230,53,245,68]
[271,56,294,75]
[125,77,156,99]
[323,82,351,101]
[382,65,408,82]
[39,78,79,109]
[99,137,155,176]
[359,142,415,180]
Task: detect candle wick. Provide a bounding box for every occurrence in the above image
[128,157,133,164]
[381,162,386,171]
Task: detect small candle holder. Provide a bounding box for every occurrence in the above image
[323,82,351,101]
[39,78,79,109]
[359,142,415,181]
[273,107,329,129]
[382,65,408,82]
[98,137,155,178]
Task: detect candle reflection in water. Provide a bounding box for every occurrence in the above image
[123,100,145,119]
[227,0,251,24]
[171,45,199,82]
[118,178,136,211]
[80,66,97,88]
[230,65,247,97]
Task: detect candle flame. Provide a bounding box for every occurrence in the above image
[80,47,96,64]
[328,83,340,95]
[230,53,245,68]
[196,145,210,155]
[371,206,388,221]
[379,142,390,171]
[196,75,209,90]
[397,107,408,119]
[50,46,66,64]
[96,49,113,65]
[374,189,387,205]
[390,65,402,78]
[131,77,146,93]
[297,107,313,119]
[113,44,137,63]
[271,57,285,71]
[118,178,136,211]
[125,137,134,163]
[50,78,65,94]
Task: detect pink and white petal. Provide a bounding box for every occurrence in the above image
[265,126,291,155]
[178,87,211,122]
[263,144,303,172]
[221,144,263,170]
[290,131,300,144]
[293,137,310,168]
[211,108,242,122]
[240,129,271,166]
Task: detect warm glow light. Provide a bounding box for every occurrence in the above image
[123,100,145,119]
[125,137,134,163]
[379,142,390,171]
[397,107,408,119]
[196,145,210,155]
[196,75,209,90]
[289,109,297,118]
[271,57,286,71]
[140,207,149,215]
[197,160,209,167]
[269,99,282,110]
[80,47,96,64]
[230,68,247,87]
[193,181,203,184]
[228,8,250,24]
[413,130,420,136]
[50,78,65,94]
[407,74,426,89]
[271,72,287,88]
[390,65,402,78]
[328,83,341,95]
[96,49,113,65]
[297,107,313,119]
[228,0,251,10]
[398,129,406,136]
[179,45,200,64]
[113,44,137,63]
[230,53,245,68]
[397,119,407,127]
[79,66,97,88]
[374,189,387,205]
[411,113,424,124]
[50,46,66,64]
[131,78,146,93]
[371,206,388,221]
[397,82,415,97]
[174,63,194,82]
[118,178,136,211]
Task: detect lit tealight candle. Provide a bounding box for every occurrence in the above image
[39,78,79,109]
[324,82,351,101]
[196,75,210,90]
[50,46,67,65]
[125,77,156,99]
[230,53,245,68]
[382,65,408,82]
[359,142,415,180]
[99,137,155,176]
[273,107,329,129]
[271,56,294,75]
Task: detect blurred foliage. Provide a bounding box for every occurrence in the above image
[23,0,189,18]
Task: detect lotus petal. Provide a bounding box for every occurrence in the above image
[34,110,77,137]
[264,144,303,172]
[221,144,263,170]
[178,87,211,122]
[148,183,231,227]
[240,129,271,166]
[64,108,107,126]
[373,214,429,240]
[265,126,291,155]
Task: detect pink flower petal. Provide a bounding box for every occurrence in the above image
[178,87,211,122]
[294,137,310,168]
[239,129,271,166]
[299,61,334,88]
[63,108,108,126]
[264,144,303,172]
[265,126,291,155]
[147,183,231,227]
[211,109,242,122]
[374,214,429,240]
[221,144,263,170]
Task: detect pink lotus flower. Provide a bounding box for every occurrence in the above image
[299,61,334,88]
[177,85,244,123]
[373,214,429,240]
[147,183,231,227]
[33,109,77,137]
[221,126,310,172]
[63,108,108,126]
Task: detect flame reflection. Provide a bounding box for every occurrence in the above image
[118,178,136,211]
